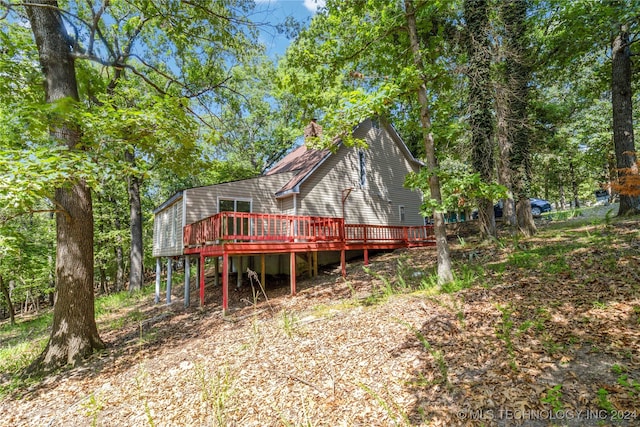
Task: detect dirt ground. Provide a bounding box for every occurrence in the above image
[1,210,639,426]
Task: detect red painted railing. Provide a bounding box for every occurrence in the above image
[184,212,344,247]
[344,223,434,244]
[183,212,434,248]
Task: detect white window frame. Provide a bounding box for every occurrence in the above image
[399,205,406,223]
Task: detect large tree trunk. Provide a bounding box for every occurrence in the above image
[405,0,453,284]
[502,0,536,236]
[25,0,104,372]
[612,26,640,216]
[465,0,496,239]
[496,85,516,226]
[126,150,144,292]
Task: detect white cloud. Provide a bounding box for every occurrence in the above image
[303,0,326,13]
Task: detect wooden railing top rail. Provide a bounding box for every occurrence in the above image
[183,211,435,248]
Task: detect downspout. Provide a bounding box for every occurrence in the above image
[293,194,298,238]
[341,188,353,222]
[293,193,297,216]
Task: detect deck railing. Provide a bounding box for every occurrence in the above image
[183,212,434,248]
[184,212,344,247]
[344,223,435,244]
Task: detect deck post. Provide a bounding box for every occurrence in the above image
[306,252,312,278]
[184,256,190,308]
[214,256,219,287]
[313,252,318,277]
[199,253,205,306]
[154,257,161,304]
[290,252,296,295]
[236,256,242,288]
[166,257,172,305]
[260,254,266,288]
[364,248,369,265]
[222,252,229,314]
[341,249,346,277]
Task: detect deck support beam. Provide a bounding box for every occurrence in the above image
[364,248,369,265]
[260,254,266,288]
[341,249,346,277]
[290,252,296,295]
[184,256,190,308]
[214,257,219,287]
[313,252,318,277]
[155,257,161,304]
[199,253,205,306]
[236,256,242,288]
[222,252,229,315]
[166,258,172,304]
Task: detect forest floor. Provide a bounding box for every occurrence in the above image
[1,206,639,426]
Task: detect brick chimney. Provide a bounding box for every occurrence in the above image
[303,119,322,142]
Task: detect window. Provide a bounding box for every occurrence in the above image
[218,199,251,213]
[399,205,406,223]
[358,150,367,188]
[218,198,252,238]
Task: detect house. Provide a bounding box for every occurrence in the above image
[152,118,434,311]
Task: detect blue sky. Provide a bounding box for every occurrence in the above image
[253,0,326,58]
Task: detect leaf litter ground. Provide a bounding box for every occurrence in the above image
[1,213,639,426]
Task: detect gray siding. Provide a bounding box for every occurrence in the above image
[279,195,295,215]
[296,119,424,225]
[152,197,184,257]
[184,172,296,224]
[153,173,296,257]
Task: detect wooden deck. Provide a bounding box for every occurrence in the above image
[182,212,435,312]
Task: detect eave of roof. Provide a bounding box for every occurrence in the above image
[153,190,184,214]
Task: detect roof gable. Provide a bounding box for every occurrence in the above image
[267,118,421,198]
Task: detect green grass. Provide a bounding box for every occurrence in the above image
[0,311,52,394]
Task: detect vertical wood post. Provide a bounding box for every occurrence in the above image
[199,253,205,307]
[313,252,318,277]
[236,256,242,288]
[222,252,229,315]
[260,254,266,288]
[364,249,369,265]
[214,256,219,287]
[290,252,296,295]
[184,256,190,308]
[155,257,161,304]
[341,249,346,278]
[166,258,172,305]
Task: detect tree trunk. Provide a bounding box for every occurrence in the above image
[465,0,496,239]
[502,0,535,236]
[0,275,16,326]
[405,0,453,284]
[612,26,640,216]
[569,160,580,208]
[496,85,516,226]
[25,0,104,372]
[125,150,144,292]
[114,213,125,292]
